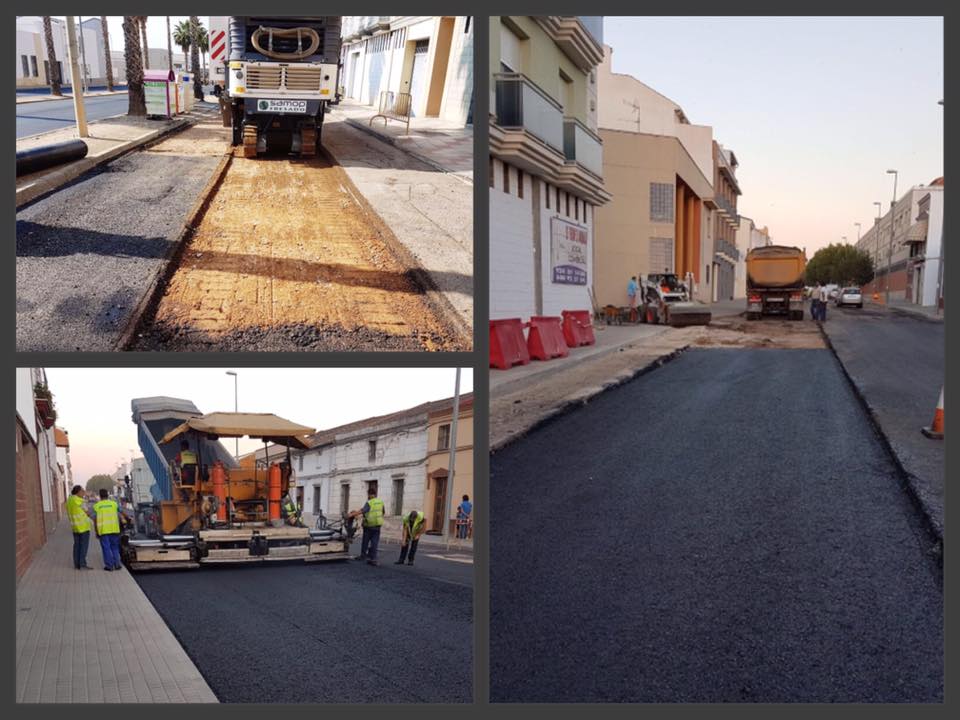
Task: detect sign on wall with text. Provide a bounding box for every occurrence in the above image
[551,217,588,285]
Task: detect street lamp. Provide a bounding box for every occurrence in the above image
[873,201,883,286]
[225,371,238,461]
[885,169,898,306]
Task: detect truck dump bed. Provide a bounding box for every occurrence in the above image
[746,245,806,289]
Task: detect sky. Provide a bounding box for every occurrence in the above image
[44,367,472,485]
[59,16,213,60]
[603,17,943,254]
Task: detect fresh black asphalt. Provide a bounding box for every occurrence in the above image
[135,550,472,703]
[16,145,221,351]
[822,307,944,536]
[17,93,130,138]
[490,348,942,702]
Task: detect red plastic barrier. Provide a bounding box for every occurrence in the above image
[490,318,530,369]
[561,310,596,347]
[526,316,569,361]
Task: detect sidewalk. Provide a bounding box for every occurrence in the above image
[868,296,944,323]
[331,99,472,182]
[16,522,217,703]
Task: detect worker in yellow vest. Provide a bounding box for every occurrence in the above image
[177,440,198,485]
[281,492,303,527]
[93,488,123,571]
[350,487,384,566]
[395,510,426,566]
[66,485,94,570]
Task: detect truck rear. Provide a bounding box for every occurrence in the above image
[745,245,807,320]
[221,16,341,157]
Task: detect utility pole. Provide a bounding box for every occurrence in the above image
[873,201,882,295]
[77,16,89,93]
[885,169,898,306]
[444,368,462,539]
[64,17,88,137]
[226,371,239,461]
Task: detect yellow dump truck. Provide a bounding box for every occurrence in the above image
[745,245,808,320]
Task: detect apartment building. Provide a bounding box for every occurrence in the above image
[16,16,66,88]
[490,16,611,320]
[340,16,474,125]
[595,44,714,306]
[425,395,474,535]
[709,142,742,302]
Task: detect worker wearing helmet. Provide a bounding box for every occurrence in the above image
[176,439,198,485]
[93,488,123,571]
[350,487,384,566]
[281,492,303,527]
[395,510,426,566]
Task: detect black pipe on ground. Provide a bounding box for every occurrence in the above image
[16,139,88,177]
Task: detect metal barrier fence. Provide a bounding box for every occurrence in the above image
[371,90,413,134]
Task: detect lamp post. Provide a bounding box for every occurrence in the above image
[873,202,882,294]
[444,368,461,540]
[885,169,898,306]
[225,371,238,461]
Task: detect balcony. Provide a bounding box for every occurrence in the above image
[563,117,603,178]
[494,73,564,153]
[714,194,739,225]
[533,17,604,70]
[714,238,739,262]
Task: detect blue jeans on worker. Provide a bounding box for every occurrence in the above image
[811,299,820,320]
[360,526,381,561]
[73,531,90,569]
[99,533,121,570]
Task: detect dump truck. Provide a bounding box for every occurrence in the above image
[745,245,807,320]
[122,397,352,570]
[214,16,342,157]
[639,273,713,327]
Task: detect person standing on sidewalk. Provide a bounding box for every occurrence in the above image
[66,485,94,570]
[395,510,427,566]
[811,282,822,321]
[818,283,830,322]
[93,488,123,571]
[627,276,639,320]
[350,487,385,566]
[456,494,473,539]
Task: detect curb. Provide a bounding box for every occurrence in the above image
[817,323,943,560]
[16,117,192,209]
[116,148,235,350]
[491,344,690,453]
[343,116,473,186]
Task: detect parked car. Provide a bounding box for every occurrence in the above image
[836,287,863,308]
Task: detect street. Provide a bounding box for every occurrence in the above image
[490,340,942,702]
[134,546,472,703]
[17,93,129,138]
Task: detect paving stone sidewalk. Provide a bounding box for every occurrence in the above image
[16,522,217,703]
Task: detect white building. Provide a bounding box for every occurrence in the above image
[340,16,474,126]
[110,49,188,84]
[16,16,66,88]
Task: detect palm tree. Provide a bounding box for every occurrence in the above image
[189,16,202,99]
[172,19,192,75]
[100,16,114,91]
[138,16,149,69]
[42,16,61,95]
[196,25,209,83]
[166,16,173,73]
[123,16,145,115]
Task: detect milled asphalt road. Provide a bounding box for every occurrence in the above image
[821,306,944,537]
[490,348,942,703]
[17,93,129,138]
[135,550,472,703]
[16,136,221,351]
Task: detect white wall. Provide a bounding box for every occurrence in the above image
[539,181,595,315]
[490,159,537,320]
[439,16,473,125]
[920,188,944,307]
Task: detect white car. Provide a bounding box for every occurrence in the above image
[836,287,863,308]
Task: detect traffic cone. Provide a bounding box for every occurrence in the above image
[921,387,944,439]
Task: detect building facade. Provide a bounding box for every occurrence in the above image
[16,16,66,88]
[856,178,944,307]
[424,395,474,535]
[709,142,741,301]
[490,16,610,320]
[595,45,714,305]
[340,16,474,126]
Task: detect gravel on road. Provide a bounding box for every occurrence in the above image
[490,348,942,703]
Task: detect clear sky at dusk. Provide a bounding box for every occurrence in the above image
[44,368,471,485]
[604,16,943,254]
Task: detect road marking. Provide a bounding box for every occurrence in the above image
[423,553,473,564]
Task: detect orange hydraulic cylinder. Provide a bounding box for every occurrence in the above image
[211,461,227,524]
[268,464,281,522]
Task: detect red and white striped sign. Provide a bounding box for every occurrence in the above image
[210,30,226,60]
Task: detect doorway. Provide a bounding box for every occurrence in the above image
[426,17,455,116]
[408,39,430,115]
[431,474,447,533]
[339,483,350,519]
[313,484,322,515]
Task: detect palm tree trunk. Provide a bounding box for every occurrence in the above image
[123,16,146,116]
[100,16,114,91]
[42,16,62,95]
[166,17,173,73]
[190,16,202,99]
[140,17,150,70]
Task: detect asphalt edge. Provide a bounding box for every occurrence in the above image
[319,144,473,350]
[114,148,235,350]
[817,322,944,566]
[16,117,193,209]
[490,344,691,454]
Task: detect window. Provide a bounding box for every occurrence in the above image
[503,163,509,193]
[517,169,524,199]
[392,477,405,515]
[315,448,322,468]
[575,198,579,221]
[340,484,350,517]
[368,439,377,462]
[366,480,378,497]
[21,55,29,78]
[30,56,38,77]
[706,265,711,283]
[438,423,451,450]
[464,17,471,33]
[649,237,674,274]
[565,193,570,217]
[489,157,495,188]
[545,183,550,209]
[313,485,322,514]
[650,183,674,223]
[298,454,304,471]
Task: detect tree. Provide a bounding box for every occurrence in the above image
[190,16,203,99]
[42,16,61,95]
[196,25,209,83]
[805,243,875,287]
[123,16,146,116]
[172,19,193,74]
[86,474,116,494]
[138,16,150,69]
[100,16,114,91]
[166,16,173,73]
